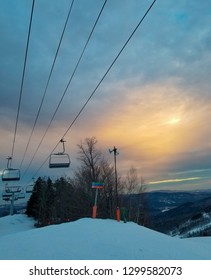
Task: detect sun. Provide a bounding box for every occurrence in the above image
[166,117,181,125]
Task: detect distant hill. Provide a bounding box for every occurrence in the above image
[121,190,211,237]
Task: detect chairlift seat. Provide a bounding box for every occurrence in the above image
[2,196,11,202]
[26,189,32,193]
[17,193,25,199]
[49,162,70,168]
[2,168,20,181]
[2,192,12,199]
[49,153,70,168]
[5,186,21,193]
[26,186,33,193]
[26,184,37,193]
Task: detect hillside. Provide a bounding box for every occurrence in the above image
[149,194,211,237]
[121,190,211,237]
[0,214,211,260]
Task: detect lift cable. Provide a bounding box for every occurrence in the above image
[19,0,75,169]
[22,0,108,179]
[10,0,35,164]
[61,0,158,139]
[30,0,158,179]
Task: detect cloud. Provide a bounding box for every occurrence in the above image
[88,80,211,178]
[0,0,211,189]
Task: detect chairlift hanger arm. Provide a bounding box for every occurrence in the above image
[6,156,12,168]
[60,138,66,154]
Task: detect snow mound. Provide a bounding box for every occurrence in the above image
[0,214,35,237]
[0,214,211,260]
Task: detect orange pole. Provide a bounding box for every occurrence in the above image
[92,205,97,218]
[116,207,121,222]
[92,188,99,219]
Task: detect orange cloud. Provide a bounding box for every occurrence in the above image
[95,81,211,177]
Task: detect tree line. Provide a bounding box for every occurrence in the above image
[26,137,149,227]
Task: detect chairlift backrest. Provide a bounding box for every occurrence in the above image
[26,187,33,193]
[26,184,37,193]
[49,153,70,168]
[2,168,20,181]
[5,186,21,193]
[2,192,12,199]
[17,193,25,199]
[2,195,11,201]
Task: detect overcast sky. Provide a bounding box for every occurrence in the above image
[0,0,211,193]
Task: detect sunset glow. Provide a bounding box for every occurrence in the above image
[148,177,201,185]
[166,117,181,125]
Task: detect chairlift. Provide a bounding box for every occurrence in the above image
[26,185,33,193]
[2,192,12,201]
[2,196,11,202]
[5,185,21,193]
[26,184,37,193]
[49,139,70,168]
[25,178,36,193]
[17,193,25,199]
[2,157,20,181]
[2,168,20,181]
[2,186,24,202]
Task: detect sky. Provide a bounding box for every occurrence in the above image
[0,0,211,194]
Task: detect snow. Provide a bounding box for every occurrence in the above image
[0,214,35,237]
[0,214,211,260]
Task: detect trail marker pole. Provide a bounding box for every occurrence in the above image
[92,182,103,218]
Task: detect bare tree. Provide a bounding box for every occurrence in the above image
[121,167,139,221]
[120,168,149,225]
[75,137,116,219]
[124,167,139,194]
[77,137,102,182]
[136,176,148,225]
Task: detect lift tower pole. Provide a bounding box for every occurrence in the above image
[109,146,120,222]
[2,186,24,215]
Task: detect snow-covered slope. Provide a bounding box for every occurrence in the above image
[0,214,211,260]
[0,214,35,237]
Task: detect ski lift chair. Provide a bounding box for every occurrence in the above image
[25,178,37,193]
[49,139,70,168]
[17,193,25,199]
[2,192,12,201]
[5,185,21,193]
[2,168,20,181]
[26,184,35,193]
[2,157,20,181]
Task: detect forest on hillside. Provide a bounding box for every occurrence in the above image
[26,137,148,227]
